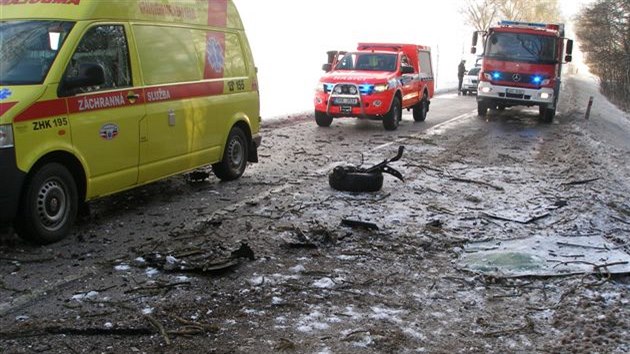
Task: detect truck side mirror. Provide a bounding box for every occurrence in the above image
[471,47,477,55]
[472,32,478,46]
[322,63,332,72]
[401,65,414,74]
[565,55,573,63]
[566,39,574,55]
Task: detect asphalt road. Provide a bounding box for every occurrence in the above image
[2,86,629,353]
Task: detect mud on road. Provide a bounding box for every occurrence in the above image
[1,80,630,353]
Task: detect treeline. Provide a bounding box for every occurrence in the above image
[576,0,630,111]
[462,0,561,31]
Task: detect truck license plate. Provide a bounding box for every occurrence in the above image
[333,97,358,106]
[506,88,524,95]
[340,106,353,113]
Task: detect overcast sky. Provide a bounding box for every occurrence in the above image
[234,0,594,118]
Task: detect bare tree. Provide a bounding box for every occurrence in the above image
[576,0,630,111]
[462,0,562,30]
[462,0,499,31]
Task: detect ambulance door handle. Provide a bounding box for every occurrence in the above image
[127,92,140,103]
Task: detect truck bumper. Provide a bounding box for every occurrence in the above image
[0,147,25,225]
[477,82,555,108]
[314,90,394,118]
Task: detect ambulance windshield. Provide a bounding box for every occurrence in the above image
[485,32,557,64]
[335,53,397,72]
[0,21,74,85]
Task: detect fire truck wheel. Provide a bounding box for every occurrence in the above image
[15,163,78,244]
[329,167,384,193]
[383,97,401,130]
[413,97,428,122]
[213,126,249,181]
[477,102,488,116]
[540,105,555,123]
[315,111,333,127]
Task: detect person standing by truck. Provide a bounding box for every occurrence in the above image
[458,60,466,94]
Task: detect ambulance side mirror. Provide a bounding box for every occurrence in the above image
[61,63,105,93]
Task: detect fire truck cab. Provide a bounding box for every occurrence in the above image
[315,43,434,131]
[472,21,573,122]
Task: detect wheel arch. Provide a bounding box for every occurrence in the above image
[24,151,87,205]
[224,115,257,163]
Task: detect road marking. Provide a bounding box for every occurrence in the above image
[374,109,477,151]
[315,109,477,174]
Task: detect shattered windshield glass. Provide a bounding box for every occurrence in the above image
[0,21,74,85]
[334,53,398,72]
[485,32,557,64]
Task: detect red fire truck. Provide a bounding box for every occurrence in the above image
[471,21,573,122]
[314,43,434,130]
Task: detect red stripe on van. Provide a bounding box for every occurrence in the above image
[146,81,224,103]
[0,102,17,117]
[67,90,144,114]
[207,0,228,27]
[14,99,67,123]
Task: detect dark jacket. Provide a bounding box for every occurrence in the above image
[458,62,466,78]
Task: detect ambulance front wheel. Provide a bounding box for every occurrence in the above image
[15,163,78,244]
[213,126,248,181]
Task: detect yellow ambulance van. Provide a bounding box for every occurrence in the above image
[0,0,261,243]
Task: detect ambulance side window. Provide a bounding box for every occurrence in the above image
[62,25,131,94]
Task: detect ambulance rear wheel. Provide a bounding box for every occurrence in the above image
[315,111,333,127]
[383,97,401,130]
[15,163,78,244]
[213,127,248,181]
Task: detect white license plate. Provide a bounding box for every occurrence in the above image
[506,88,524,95]
[333,97,358,105]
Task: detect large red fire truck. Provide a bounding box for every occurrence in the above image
[314,43,434,130]
[471,21,574,122]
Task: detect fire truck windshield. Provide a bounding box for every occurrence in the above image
[485,32,557,64]
[334,53,398,72]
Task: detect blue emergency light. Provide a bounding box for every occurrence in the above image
[499,20,547,29]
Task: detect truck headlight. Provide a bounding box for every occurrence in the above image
[0,124,14,148]
[374,84,389,93]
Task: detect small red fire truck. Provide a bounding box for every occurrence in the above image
[314,43,434,130]
[471,21,573,122]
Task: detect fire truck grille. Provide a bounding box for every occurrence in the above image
[332,84,359,95]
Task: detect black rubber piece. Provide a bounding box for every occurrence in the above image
[329,166,384,192]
